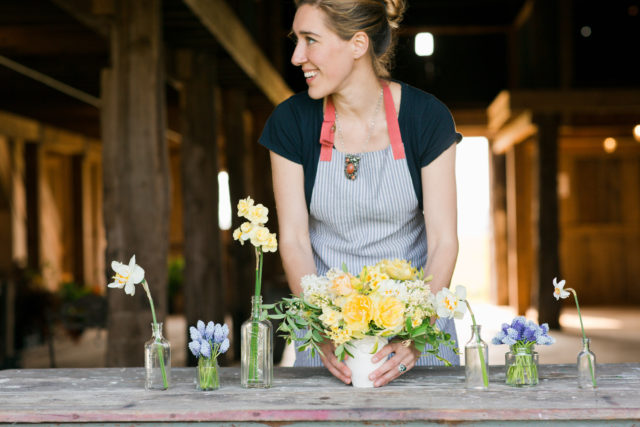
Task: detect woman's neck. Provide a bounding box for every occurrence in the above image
[331,71,384,121]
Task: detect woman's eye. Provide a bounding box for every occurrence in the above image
[306,37,316,45]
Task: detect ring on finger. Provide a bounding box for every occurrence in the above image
[398,363,407,373]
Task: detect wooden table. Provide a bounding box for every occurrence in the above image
[1,364,640,426]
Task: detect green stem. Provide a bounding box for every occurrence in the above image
[249,247,263,382]
[464,300,488,388]
[567,288,596,387]
[143,279,168,389]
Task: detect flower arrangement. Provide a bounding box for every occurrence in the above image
[232,196,277,387]
[189,320,230,390]
[267,259,458,363]
[492,316,554,386]
[553,277,596,387]
[107,255,168,389]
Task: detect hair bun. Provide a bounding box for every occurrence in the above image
[384,0,406,29]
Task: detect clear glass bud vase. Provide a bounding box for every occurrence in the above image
[144,322,171,390]
[505,345,538,387]
[241,296,273,388]
[197,357,220,391]
[577,337,597,389]
[465,325,489,389]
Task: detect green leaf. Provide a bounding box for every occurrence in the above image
[342,262,349,273]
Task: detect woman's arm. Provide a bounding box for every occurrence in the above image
[421,143,459,294]
[270,151,352,384]
[270,151,316,296]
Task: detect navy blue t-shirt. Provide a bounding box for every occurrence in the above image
[259,81,462,210]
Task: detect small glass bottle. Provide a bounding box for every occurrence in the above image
[505,345,538,387]
[577,337,597,389]
[144,322,171,390]
[240,296,273,388]
[464,324,489,389]
[197,357,220,391]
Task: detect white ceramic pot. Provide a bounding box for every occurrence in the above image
[344,336,388,388]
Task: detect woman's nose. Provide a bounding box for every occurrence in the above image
[291,41,306,66]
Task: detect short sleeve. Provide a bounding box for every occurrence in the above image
[418,97,463,168]
[259,97,304,164]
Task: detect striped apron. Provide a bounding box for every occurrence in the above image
[294,83,459,367]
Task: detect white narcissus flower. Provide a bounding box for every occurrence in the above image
[553,277,570,300]
[250,225,271,247]
[247,204,269,225]
[262,233,278,253]
[237,196,254,218]
[108,255,145,296]
[435,286,467,319]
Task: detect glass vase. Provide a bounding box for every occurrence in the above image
[465,325,489,389]
[197,357,220,390]
[577,337,597,389]
[505,345,538,387]
[144,322,171,390]
[240,296,273,388]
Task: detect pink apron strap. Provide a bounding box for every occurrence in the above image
[319,97,336,161]
[318,82,405,161]
[382,82,406,160]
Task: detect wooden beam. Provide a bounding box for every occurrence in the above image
[492,111,537,154]
[507,89,640,114]
[50,0,110,38]
[487,90,511,132]
[182,0,293,106]
[399,25,509,36]
[0,55,101,108]
[513,0,535,29]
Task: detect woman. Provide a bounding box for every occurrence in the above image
[259,0,462,387]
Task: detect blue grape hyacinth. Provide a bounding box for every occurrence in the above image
[188,320,230,360]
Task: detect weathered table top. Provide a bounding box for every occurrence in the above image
[1,364,639,426]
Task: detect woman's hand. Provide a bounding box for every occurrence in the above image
[368,340,421,387]
[318,340,352,384]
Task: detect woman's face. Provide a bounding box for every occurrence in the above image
[290,5,356,99]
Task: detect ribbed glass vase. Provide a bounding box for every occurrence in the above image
[505,345,538,387]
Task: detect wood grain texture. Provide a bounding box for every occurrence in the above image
[1,365,639,424]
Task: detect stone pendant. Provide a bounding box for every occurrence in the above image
[344,154,361,180]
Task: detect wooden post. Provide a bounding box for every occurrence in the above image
[176,49,224,366]
[534,114,561,328]
[489,150,509,305]
[506,141,534,315]
[223,88,254,360]
[101,0,169,367]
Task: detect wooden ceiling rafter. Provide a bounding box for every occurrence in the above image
[182,0,293,106]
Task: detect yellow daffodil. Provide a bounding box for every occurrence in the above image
[250,225,271,247]
[108,255,145,296]
[247,204,269,225]
[263,233,278,253]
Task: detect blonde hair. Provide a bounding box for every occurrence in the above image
[294,0,406,78]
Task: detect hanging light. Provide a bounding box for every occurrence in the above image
[633,125,640,142]
[415,32,434,56]
[603,137,617,153]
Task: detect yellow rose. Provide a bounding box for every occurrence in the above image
[247,204,269,225]
[375,296,405,331]
[342,294,374,333]
[331,273,355,296]
[381,259,417,281]
[250,225,270,247]
[237,196,254,218]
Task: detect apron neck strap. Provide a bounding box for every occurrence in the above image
[319,80,405,161]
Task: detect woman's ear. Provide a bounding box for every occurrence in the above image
[350,31,370,59]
